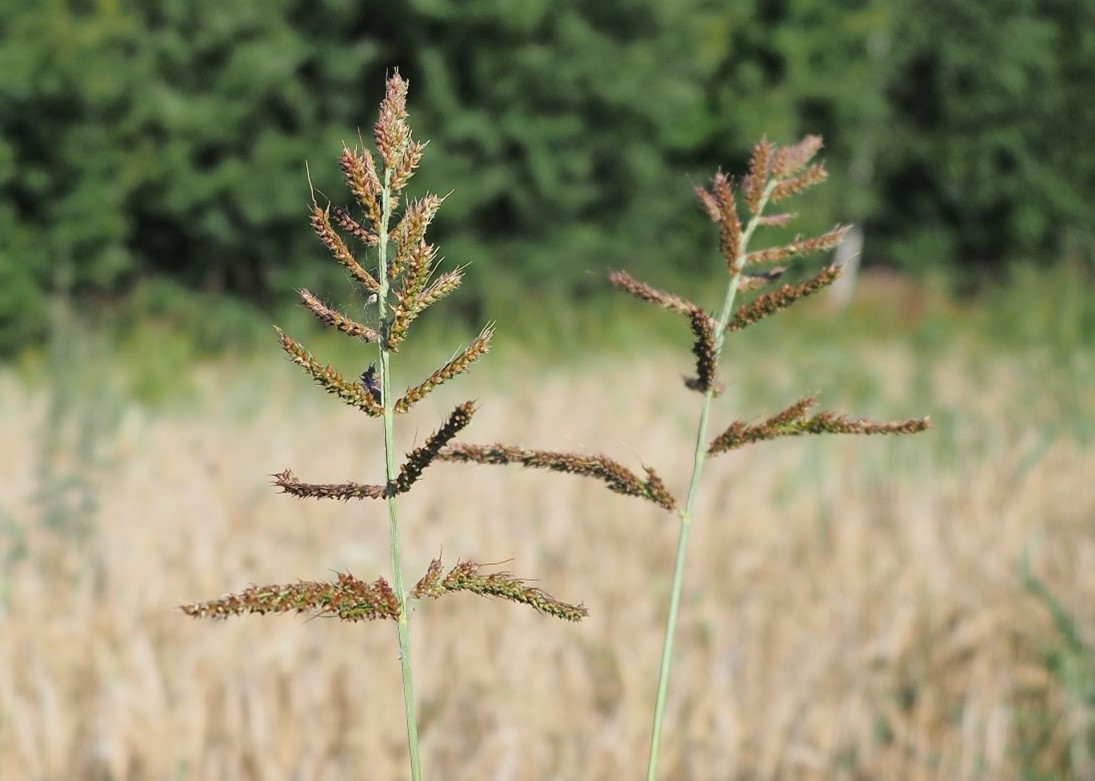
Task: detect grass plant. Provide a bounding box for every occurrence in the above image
[180,72,585,780]
[178,73,933,779]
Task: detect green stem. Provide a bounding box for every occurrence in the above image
[377,170,423,781]
[644,181,777,781]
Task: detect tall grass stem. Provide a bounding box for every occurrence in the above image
[377,170,423,781]
[645,182,776,780]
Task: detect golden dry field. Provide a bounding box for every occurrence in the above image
[1,304,1093,780]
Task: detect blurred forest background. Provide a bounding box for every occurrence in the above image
[1,0,1093,357]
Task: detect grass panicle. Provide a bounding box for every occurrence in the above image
[624,136,929,780]
[184,71,581,781]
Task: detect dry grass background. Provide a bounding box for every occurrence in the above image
[0,320,1092,780]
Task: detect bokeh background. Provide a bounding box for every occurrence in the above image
[1,1,1093,779]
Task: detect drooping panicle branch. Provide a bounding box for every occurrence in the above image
[436,443,678,512]
[310,205,380,291]
[181,571,401,622]
[273,468,385,501]
[392,402,476,495]
[696,171,744,273]
[298,289,380,343]
[274,327,383,416]
[394,324,494,412]
[411,559,588,622]
[686,306,718,395]
[607,270,695,315]
[708,396,930,456]
[726,266,843,332]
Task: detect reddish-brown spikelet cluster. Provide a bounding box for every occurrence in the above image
[708,396,929,456]
[412,559,588,622]
[180,573,401,622]
[437,443,678,512]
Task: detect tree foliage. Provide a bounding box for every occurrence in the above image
[0,0,1090,353]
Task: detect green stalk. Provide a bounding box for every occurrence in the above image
[645,182,777,781]
[376,170,423,781]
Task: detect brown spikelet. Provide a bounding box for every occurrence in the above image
[376,71,412,170]
[392,402,476,495]
[757,212,796,228]
[411,559,588,622]
[770,163,828,202]
[771,135,824,178]
[742,137,773,215]
[391,139,425,192]
[387,239,438,351]
[744,226,850,267]
[607,270,695,315]
[298,289,380,343]
[339,146,382,229]
[708,396,930,455]
[273,468,385,501]
[727,266,843,332]
[275,327,383,416]
[181,572,400,622]
[331,205,379,247]
[310,205,380,291]
[709,172,743,272]
[395,324,494,412]
[737,267,787,292]
[437,444,678,512]
[389,195,442,279]
[686,307,718,395]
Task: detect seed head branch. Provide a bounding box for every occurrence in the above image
[274,327,383,416]
[181,572,401,622]
[727,266,843,332]
[394,324,494,412]
[391,402,476,495]
[607,270,695,315]
[411,559,588,623]
[708,396,930,455]
[298,289,380,343]
[437,443,677,512]
[273,468,385,501]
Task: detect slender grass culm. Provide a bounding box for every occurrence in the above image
[435,136,930,779]
[180,72,586,781]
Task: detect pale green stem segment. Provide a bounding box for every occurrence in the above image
[377,169,423,781]
[645,180,778,781]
